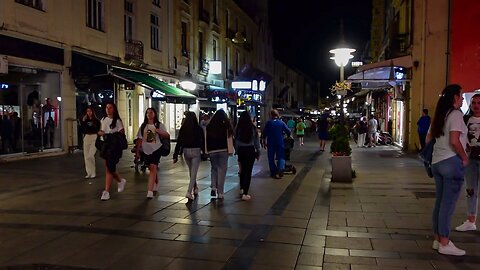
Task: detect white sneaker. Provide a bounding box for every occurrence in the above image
[455,220,477,232]
[90,175,96,179]
[146,191,154,199]
[117,179,126,192]
[100,191,110,201]
[153,182,159,192]
[438,241,466,256]
[185,192,194,200]
[432,240,439,250]
[241,194,251,201]
[85,175,90,179]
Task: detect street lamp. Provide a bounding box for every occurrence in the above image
[329,47,355,82]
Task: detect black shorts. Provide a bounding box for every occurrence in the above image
[297,134,304,138]
[144,148,161,165]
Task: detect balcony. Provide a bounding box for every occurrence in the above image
[125,40,144,61]
[199,10,210,23]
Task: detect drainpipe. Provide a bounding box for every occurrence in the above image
[445,0,452,86]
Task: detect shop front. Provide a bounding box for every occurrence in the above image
[197,84,237,122]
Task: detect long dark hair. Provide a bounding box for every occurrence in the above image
[207,109,233,136]
[430,84,462,138]
[142,107,160,126]
[236,111,256,143]
[106,102,122,129]
[178,111,200,144]
[85,106,98,120]
[463,93,480,123]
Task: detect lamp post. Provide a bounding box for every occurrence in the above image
[330,47,355,118]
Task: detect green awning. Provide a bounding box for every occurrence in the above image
[110,68,196,104]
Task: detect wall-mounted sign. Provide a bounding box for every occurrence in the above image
[209,61,222,75]
[0,83,9,89]
[232,81,252,89]
[151,89,165,99]
[210,96,228,103]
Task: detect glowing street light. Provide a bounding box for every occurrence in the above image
[329,47,355,82]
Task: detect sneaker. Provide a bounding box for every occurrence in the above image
[146,191,154,199]
[210,189,217,197]
[217,193,224,199]
[117,179,126,192]
[153,182,159,192]
[100,191,110,201]
[438,241,466,256]
[432,240,439,250]
[90,175,96,179]
[185,192,194,200]
[85,175,90,179]
[241,194,251,201]
[277,170,284,178]
[455,220,477,232]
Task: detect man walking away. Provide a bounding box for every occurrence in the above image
[417,109,431,150]
[261,110,291,179]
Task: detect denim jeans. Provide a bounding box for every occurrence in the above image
[183,148,201,194]
[267,144,285,175]
[209,151,229,194]
[432,155,465,237]
[464,159,480,217]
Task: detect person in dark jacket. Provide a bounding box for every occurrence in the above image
[235,111,260,201]
[173,111,205,200]
[261,109,291,178]
[81,106,101,179]
[98,102,127,201]
[417,108,431,150]
[206,110,234,199]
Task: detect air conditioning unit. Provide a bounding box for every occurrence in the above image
[0,55,8,74]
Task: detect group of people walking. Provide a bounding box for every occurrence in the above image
[80,104,273,202]
[427,84,480,256]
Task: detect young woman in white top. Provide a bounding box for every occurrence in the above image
[427,84,468,256]
[98,103,127,201]
[135,108,169,199]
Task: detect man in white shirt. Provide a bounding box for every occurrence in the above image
[368,115,378,147]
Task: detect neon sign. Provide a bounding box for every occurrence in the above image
[0,83,9,89]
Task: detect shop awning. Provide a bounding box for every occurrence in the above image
[357,55,412,72]
[110,68,196,104]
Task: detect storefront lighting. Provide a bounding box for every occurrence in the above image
[232,81,252,89]
[337,94,341,99]
[343,103,347,108]
[259,80,266,91]
[0,83,9,89]
[180,81,197,91]
[209,61,222,74]
[252,80,258,91]
[57,97,62,102]
[352,97,355,101]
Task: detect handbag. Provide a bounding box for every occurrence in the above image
[95,135,104,151]
[227,135,235,155]
[159,137,171,156]
[419,138,436,178]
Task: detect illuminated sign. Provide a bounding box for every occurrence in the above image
[210,96,228,103]
[259,80,266,91]
[151,89,165,99]
[209,61,222,75]
[232,81,252,89]
[0,83,8,89]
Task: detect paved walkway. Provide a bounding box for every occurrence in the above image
[0,137,478,270]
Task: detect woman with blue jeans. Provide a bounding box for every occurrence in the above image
[455,93,480,232]
[427,84,468,256]
[206,110,234,199]
[173,112,205,200]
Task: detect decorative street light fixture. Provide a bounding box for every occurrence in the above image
[330,47,355,118]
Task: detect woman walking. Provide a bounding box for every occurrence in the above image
[135,108,170,199]
[206,110,234,199]
[235,111,260,201]
[81,106,100,179]
[173,111,204,200]
[428,84,468,256]
[455,93,480,232]
[296,118,306,146]
[98,103,127,201]
[316,115,329,151]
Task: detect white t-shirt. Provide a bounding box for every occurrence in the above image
[432,110,467,164]
[368,118,378,133]
[101,117,124,134]
[136,122,166,155]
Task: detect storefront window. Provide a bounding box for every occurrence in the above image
[0,68,61,155]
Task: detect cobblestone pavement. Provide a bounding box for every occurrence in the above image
[0,137,478,270]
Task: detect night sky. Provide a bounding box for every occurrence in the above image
[269,0,372,97]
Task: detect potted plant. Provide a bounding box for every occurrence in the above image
[329,120,353,182]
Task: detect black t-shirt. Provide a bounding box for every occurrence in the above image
[81,118,101,135]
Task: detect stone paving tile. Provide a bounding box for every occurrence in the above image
[297,252,324,267]
[376,258,435,269]
[265,226,306,245]
[272,216,310,228]
[350,265,406,270]
[0,230,67,259]
[125,221,174,233]
[327,226,368,233]
[178,243,237,262]
[327,217,347,227]
[347,217,386,228]
[324,254,376,265]
[134,239,190,257]
[347,232,391,239]
[324,248,349,256]
[252,248,300,268]
[302,234,326,248]
[162,258,224,270]
[88,217,139,229]
[248,264,292,270]
[370,239,422,253]
[105,254,174,270]
[330,203,362,212]
[326,236,372,250]
[294,265,323,270]
[203,227,251,240]
[322,262,350,270]
[162,223,211,236]
[300,246,325,255]
[349,249,400,259]
[307,218,328,229]
[308,229,348,237]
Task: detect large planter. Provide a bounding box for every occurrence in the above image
[331,155,352,182]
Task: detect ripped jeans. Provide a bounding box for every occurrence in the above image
[464,159,480,217]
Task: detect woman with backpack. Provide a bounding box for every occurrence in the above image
[135,108,170,199]
[173,111,205,200]
[296,118,306,146]
[427,84,468,256]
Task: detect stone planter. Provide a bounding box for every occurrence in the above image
[331,155,352,182]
